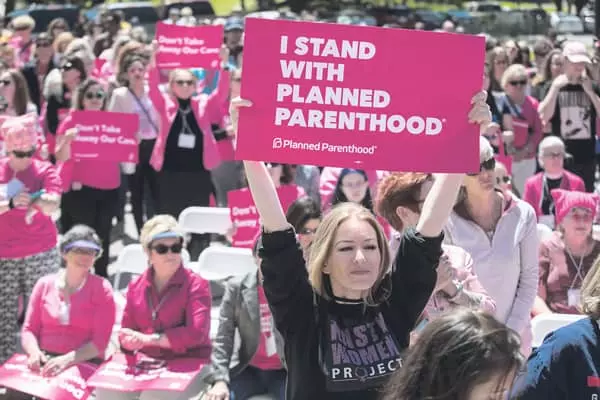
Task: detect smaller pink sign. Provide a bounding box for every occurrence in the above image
[92,59,107,79]
[228,185,300,248]
[69,110,139,163]
[86,353,206,393]
[155,23,224,69]
[0,354,96,400]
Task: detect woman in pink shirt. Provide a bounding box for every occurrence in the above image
[54,78,119,278]
[0,113,61,364]
[95,215,212,400]
[16,225,116,387]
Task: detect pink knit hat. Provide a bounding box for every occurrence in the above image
[551,189,599,225]
[1,113,37,153]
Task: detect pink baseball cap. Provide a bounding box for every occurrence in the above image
[563,41,591,64]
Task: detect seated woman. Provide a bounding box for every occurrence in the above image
[523,136,585,229]
[376,172,496,324]
[511,255,600,399]
[533,189,600,315]
[8,225,116,398]
[205,237,286,400]
[382,309,524,400]
[95,214,212,400]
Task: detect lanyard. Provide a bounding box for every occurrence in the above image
[147,287,173,323]
[566,249,586,290]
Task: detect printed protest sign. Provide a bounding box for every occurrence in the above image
[236,19,485,173]
[228,185,300,248]
[156,23,223,69]
[0,354,96,400]
[86,354,206,392]
[69,111,139,163]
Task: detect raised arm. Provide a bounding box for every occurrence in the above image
[416,91,492,238]
[230,97,289,232]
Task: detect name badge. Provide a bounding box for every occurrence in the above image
[178,133,196,149]
[266,333,277,357]
[568,288,581,307]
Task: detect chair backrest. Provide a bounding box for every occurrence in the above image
[531,313,586,348]
[178,207,232,235]
[112,244,191,291]
[192,246,256,281]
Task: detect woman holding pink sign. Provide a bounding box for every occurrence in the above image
[0,113,62,364]
[94,215,212,400]
[54,78,119,278]
[228,90,491,400]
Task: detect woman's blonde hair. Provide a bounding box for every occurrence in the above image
[140,214,182,249]
[307,202,391,305]
[53,32,74,54]
[501,63,528,88]
[580,255,600,318]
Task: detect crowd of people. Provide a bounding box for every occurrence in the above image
[1,4,600,400]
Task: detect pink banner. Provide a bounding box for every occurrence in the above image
[0,354,96,400]
[69,110,139,163]
[86,353,206,393]
[236,19,485,173]
[156,23,224,69]
[228,185,300,248]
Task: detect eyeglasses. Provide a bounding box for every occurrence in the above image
[496,176,511,184]
[85,90,105,100]
[568,210,594,222]
[12,148,36,158]
[468,158,496,176]
[299,228,317,235]
[175,79,194,87]
[0,79,11,86]
[543,151,564,159]
[151,243,183,255]
[509,79,528,86]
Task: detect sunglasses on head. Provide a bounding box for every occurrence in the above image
[12,148,36,158]
[85,90,105,100]
[509,79,528,86]
[468,157,496,176]
[151,242,183,255]
[175,79,194,87]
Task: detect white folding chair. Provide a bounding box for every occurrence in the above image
[531,313,586,348]
[191,246,256,282]
[178,207,232,235]
[110,244,191,292]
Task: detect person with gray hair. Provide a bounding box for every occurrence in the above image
[15,224,116,397]
[523,136,585,229]
[444,136,539,357]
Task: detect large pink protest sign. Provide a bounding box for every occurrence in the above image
[228,185,300,248]
[236,19,485,173]
[70,111,139,163]
[86,353,206,392]
[156,23,223,69]
[0,354,96,400]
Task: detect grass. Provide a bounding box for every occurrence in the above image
[211,0,557,15]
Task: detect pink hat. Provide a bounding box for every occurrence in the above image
[1,113,37,152]
[563,41,591,64]
[551,189,599,225]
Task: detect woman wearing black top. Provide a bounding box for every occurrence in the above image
[228,91,491,400]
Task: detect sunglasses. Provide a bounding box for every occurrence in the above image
[175,79,194,87]
[496,176,511,184]
[12,148,36,158]
[151,243,183,255]
[36,41,52,48]
[61,63,76,71]
[70,247,99,256]
[85,90,105,100]
[0,79,11,86]
[468,158,496,176]
[509,80,528,86]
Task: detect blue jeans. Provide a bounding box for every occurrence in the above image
[230,366,286,400]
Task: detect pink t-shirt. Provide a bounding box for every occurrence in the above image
[249,285,282,370]
[0,158,61,258]
[56,114,120,190]
[22,273,116,357]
